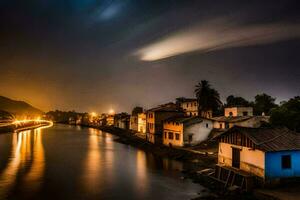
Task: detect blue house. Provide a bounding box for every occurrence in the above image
[217,126,300,184]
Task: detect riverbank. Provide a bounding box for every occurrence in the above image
[0,121,53,134]
[95,125,258,200]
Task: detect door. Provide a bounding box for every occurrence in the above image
[232,147,240,169]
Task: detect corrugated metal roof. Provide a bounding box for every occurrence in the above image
[212,116,252,122]
[220,126,300,152]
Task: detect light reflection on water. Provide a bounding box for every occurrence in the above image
[0,124,203,200]
[0,129,44,199]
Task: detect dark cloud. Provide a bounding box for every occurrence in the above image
[0,0,299,112]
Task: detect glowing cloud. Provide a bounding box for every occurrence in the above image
[135,20,300,61]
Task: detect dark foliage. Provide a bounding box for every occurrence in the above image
[270,96,300,132]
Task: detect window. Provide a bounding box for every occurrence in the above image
[225,123,229,129]
[164,132,167,139]
[194,102,197,106]
[175,133,180,140]
[220,123,223,129]
[188,135,193,142]
[206,123,209,128]
[243,111,248,116]
[176,122,179,126]
[168,132,174,139]
[229,112,233,117]
[282,155,291,169]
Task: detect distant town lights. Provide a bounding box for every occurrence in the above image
[109,109,115,115]
[90,112,97,117]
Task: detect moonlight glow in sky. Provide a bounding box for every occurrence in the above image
[0,0,299,113]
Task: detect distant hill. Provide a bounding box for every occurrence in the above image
[0,96,43,118]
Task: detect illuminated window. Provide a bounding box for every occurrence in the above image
[282,155,291,169]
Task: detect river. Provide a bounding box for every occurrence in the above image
[0,124,205,200]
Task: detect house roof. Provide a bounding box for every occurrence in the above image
[164,116,212,126]
[212,116,252,123]
[176,97,197,103]
[147,103,181,112]
[219,126,300,152]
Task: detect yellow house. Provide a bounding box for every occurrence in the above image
[138,113,146,134]
[146,103,183,144]
[224,106,253,117]
[130,115,138,131]
[106,115,114,126]
[163,116,213,147]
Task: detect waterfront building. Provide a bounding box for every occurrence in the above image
[114,113,130,130]
[146,103,184,144]
[138,113,146,134]
[216,126,300,186]
[163,116,213,147]
[130,115,138,131]
[106,115,114,126]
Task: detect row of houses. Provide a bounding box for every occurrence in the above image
[111,97,269,148]
[95,97,300,188]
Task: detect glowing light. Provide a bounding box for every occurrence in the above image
[108,109,115,115]
[90,112,97,117]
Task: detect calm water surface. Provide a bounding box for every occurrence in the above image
[0,124,204,200]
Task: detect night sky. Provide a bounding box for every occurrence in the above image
[0,0,299,113]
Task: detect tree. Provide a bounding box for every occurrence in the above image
[226,95,250,107]
[253,93,277,115]
[131,106,143,116]
[194,80,222,117]
[270,96,300,132]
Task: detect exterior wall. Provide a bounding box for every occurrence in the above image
[225,107,253,117]
[138,113,146,134]
[146,111,182,144]
[218,142,265,178]
[130,115,138,131]
[163,122,183,147]
[213,121,226,129]
[146,111,155,135]
[180,101,198,116]
[265,151,300,180]
[183,119,213,146]
[106,116,114,126]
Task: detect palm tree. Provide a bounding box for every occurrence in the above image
[194,80,222,117]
